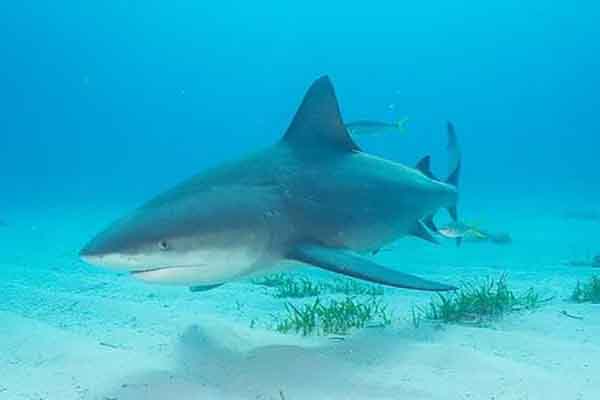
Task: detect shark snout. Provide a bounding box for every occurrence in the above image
[79,252,113,269]
[79,228,117,258]
[79,231,141,271]
[79,238,103,259]
[79,244,123,270]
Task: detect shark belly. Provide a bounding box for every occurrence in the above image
[286,190,418,253]
[324,209,421,252]
[131,246,267,285]
[284,155,439,253]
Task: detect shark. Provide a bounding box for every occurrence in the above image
[80,76,461,292]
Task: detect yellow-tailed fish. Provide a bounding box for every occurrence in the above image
[345,118,408,136]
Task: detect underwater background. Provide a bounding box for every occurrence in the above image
[1,1,600,399]
[2,1,599,208]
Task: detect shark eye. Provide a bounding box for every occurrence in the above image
[158,240,169,251]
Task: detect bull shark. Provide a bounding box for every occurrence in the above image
[80,76,461,292]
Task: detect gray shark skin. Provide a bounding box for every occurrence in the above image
[80,76,460,292]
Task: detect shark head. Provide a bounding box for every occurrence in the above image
[80,185,275,285]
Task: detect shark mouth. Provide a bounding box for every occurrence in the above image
[130,264,207,275]
[130,264,217,286]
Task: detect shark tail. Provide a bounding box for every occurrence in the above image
[445,122,461,233]
[418,122,461,245]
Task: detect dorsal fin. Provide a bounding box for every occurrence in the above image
[415,156,437,180]
[282,76,360,152]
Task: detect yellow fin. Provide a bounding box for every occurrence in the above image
[396,117,409,134]
[472,230,488,239]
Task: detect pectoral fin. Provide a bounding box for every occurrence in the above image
[287,244,456,292]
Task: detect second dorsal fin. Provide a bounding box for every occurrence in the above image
[415,156,437,180]
[282,76,360,153]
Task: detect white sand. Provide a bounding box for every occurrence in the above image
[1,204,599,399]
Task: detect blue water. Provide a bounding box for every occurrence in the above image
[1,2,600,399]
[2,1,599,208]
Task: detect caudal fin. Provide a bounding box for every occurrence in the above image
[446,121,461,187]
[446,121,461,223]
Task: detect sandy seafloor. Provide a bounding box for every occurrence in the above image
[1,198,599,400]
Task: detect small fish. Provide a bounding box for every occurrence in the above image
[563,209,600,222]
[345,118,408,136]
[438,222,486,239]
[561,256,600,268]
[560,310,584,320]
[488,233,512,245]
[437,221,492,246]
